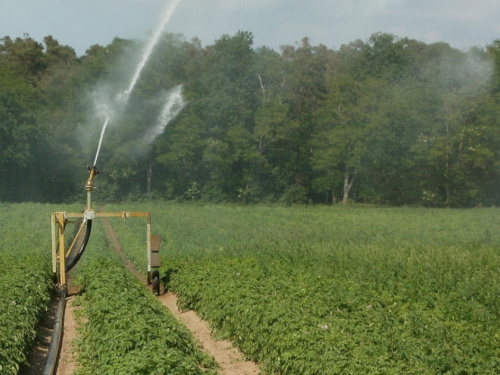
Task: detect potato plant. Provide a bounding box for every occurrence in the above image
[0,203,70,374]
[109,203,500,374]
[72,223,218,375]
[0,253,53,375]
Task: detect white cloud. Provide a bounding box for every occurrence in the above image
[1,0,498,56]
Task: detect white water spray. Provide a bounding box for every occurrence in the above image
[93,116,110,166]
[124,0,183,101]
[91,0,183,166]
[144,85,185,145]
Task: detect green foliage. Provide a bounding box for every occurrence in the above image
[109,203,500,374]
[1,32,500,206]
[0,252,52,374]
[0,253,52,375]
[0,203,66,374]
[0,65,39,168]
[0,203,220,374]
[72,221,217,375]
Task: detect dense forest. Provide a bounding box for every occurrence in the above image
[1,31,499,207]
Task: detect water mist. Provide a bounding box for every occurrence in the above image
[123,0,183,103]
[91,0,184,167]
[143,85,186,146]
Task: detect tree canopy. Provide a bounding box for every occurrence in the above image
[1,31,499,207]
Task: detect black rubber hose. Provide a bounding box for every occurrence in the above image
[65,219,92,272]
[43,288,67,375]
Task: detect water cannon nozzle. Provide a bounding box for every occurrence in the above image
[85,165,99,191]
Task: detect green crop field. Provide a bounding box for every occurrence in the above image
[108,203,500,375]
[0,202,217,375]
[71,221,218,375]
[0,203,80,374]
[1,203,499,374]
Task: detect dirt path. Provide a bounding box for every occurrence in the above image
[159,292,260,375]
[56,294,79,375]
[55,272,81,375]
[101,217,260,375]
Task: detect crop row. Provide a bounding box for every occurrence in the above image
[0,252,52,375]
[169,250,500,374]
[0,203,72,374]
[107,203,500,374]
[72,222,218,375]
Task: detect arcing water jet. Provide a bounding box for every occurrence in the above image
[48,5,184,368]
[124,0,183,103]
[92,0,184,167]
[93,116,109,167]
[143,85,186,146]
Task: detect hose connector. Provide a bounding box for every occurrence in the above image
[85,165,99,191]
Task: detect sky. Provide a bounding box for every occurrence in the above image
[2,0,500,57]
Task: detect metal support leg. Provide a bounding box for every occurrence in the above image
[57,212,67,286]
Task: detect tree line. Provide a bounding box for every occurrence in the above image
[1,31,499,206]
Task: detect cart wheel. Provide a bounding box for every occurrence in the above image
[152,270,160,295]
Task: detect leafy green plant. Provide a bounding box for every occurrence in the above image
[0,253,53,375]
[0,203,66,374]
[72,230,217,375]
[109,203,500,374]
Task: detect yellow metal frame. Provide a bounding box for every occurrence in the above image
[51,210,154,288]
[52,165,159,289]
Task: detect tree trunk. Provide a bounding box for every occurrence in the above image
[342,170,356,205]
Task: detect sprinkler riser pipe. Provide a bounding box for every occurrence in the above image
[85,165,99,210]
[86,190,94,211]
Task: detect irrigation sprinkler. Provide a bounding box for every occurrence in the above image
[51,165,161,294]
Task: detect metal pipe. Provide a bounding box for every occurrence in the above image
[66,219,87,258]
[57,212,66,286]
[146,213,152,284]
[87,191,92,211]
[51,213,57,276]
[63,211,151,219]
[85,165,98,211]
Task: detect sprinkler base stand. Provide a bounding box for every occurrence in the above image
[84,210,95,221]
